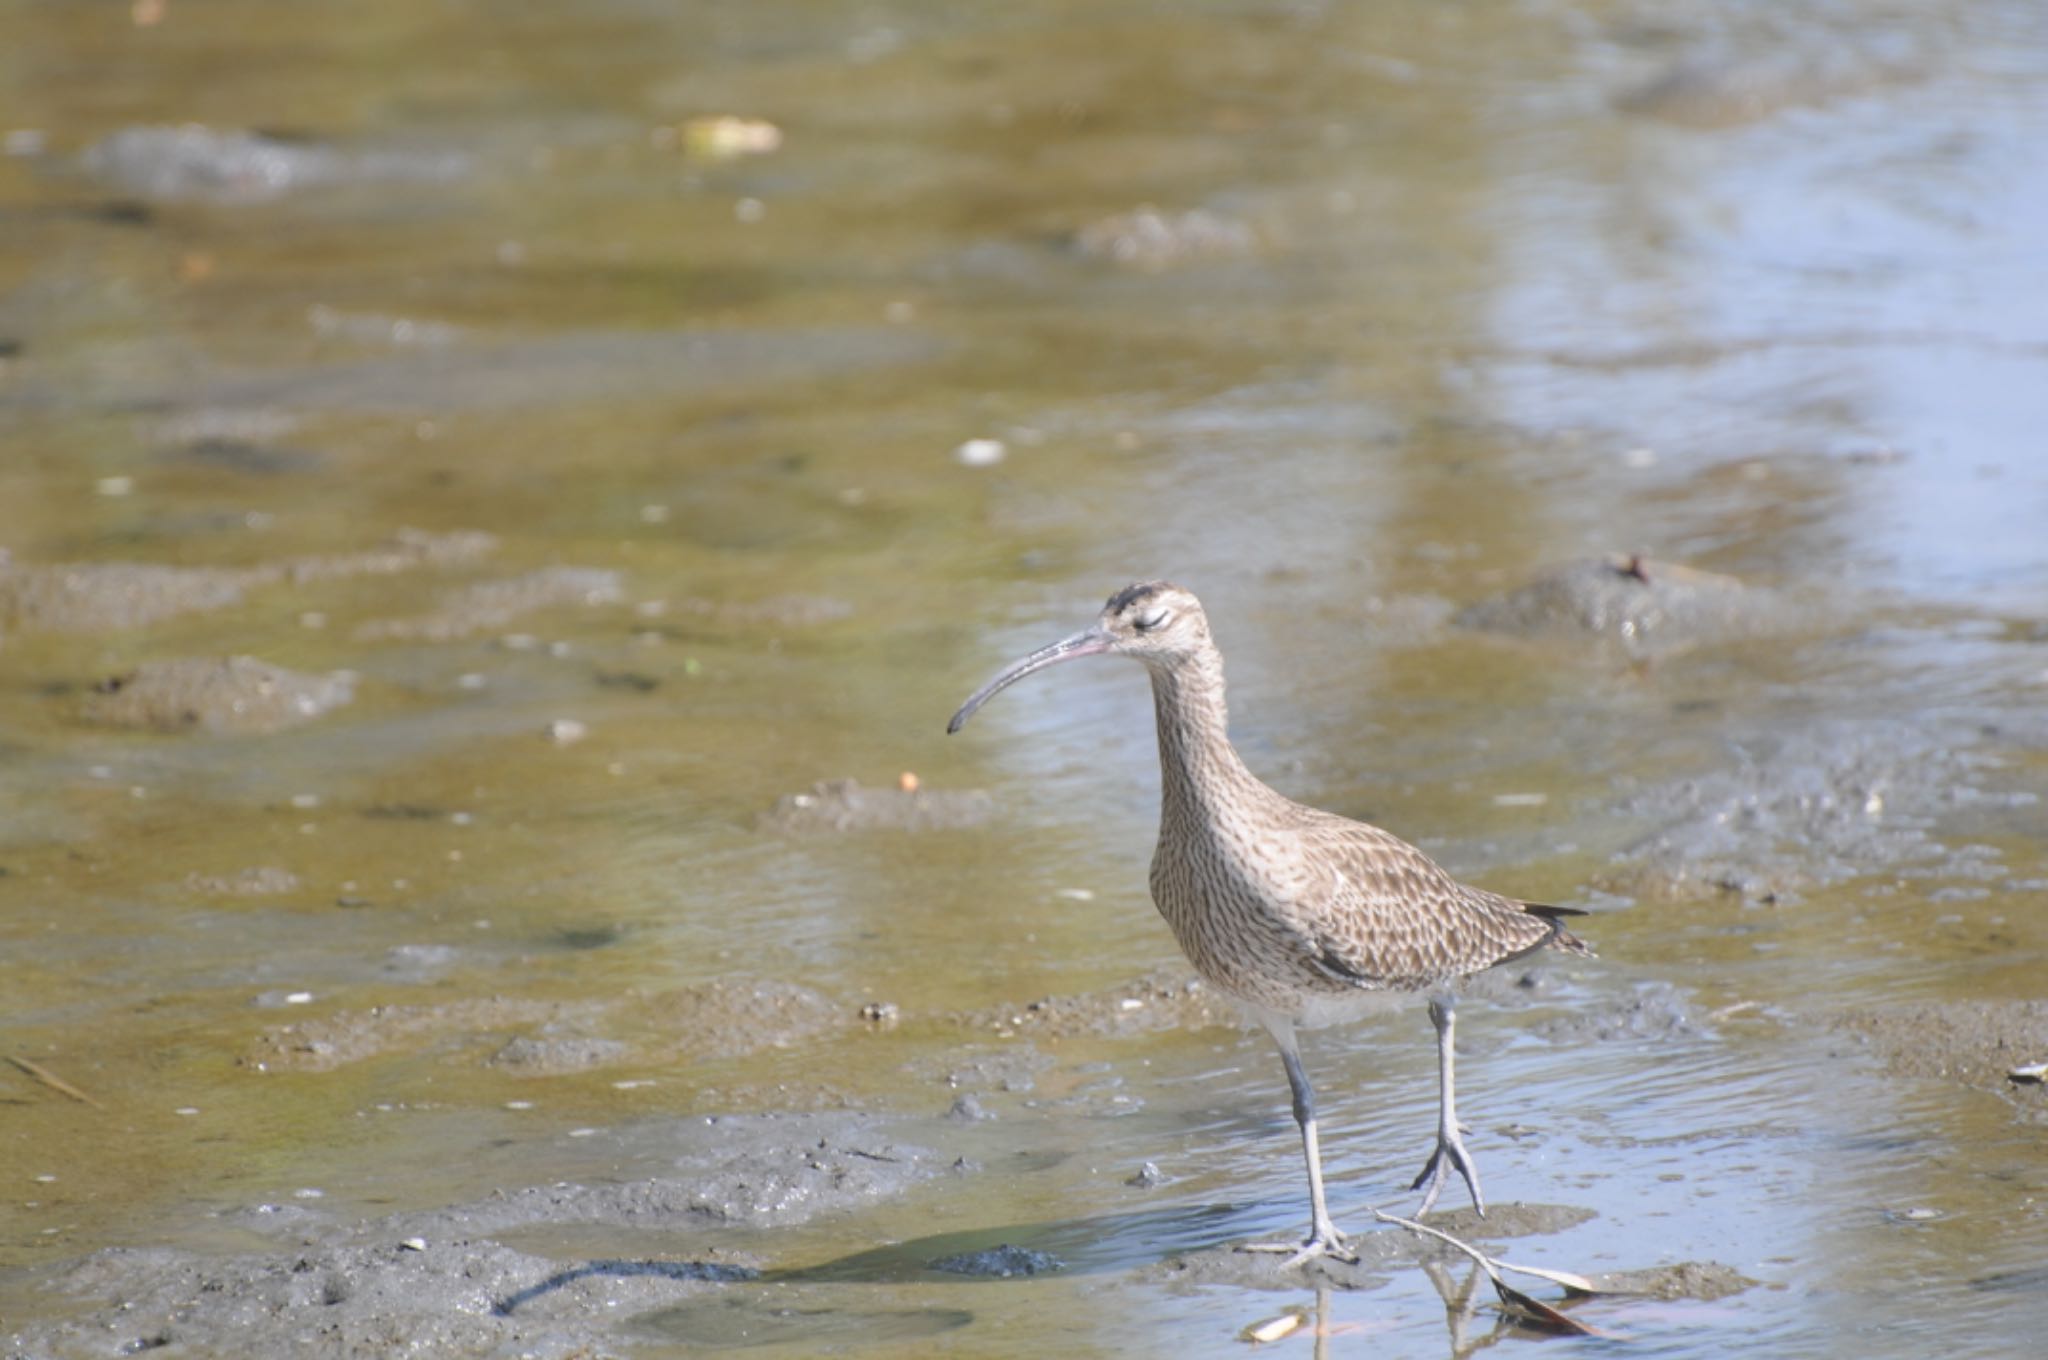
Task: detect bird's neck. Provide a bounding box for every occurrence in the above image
[1148,645,1261,818]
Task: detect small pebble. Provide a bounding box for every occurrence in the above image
[682,116,783,158]
[946,1094,993,1122]
[953,437,1006,468]
[399,1237,427,1252]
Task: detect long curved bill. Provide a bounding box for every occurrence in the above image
[947,625,1114,734]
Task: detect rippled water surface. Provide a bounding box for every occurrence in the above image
[3,2,2046,1356]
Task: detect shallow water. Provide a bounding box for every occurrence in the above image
[3,0,2047,1356]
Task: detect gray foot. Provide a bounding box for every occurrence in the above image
[1238,1227,1359,1269]
[1409,1125,1485,1218]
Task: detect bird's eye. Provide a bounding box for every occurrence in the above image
[1134,606,1169,632]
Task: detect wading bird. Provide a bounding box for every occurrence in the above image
[948,582,1593,1264]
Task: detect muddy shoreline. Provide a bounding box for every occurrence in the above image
[11,950,2030,1356]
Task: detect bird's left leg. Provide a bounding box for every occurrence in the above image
[1409,996,1485,1217]
[1239,1027,1358,1266]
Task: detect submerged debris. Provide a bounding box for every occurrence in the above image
[489,1035,632,1074]
[243,977,853,1076]
[82,656,354,734]
[0,560,255,633]
[1614,40,1927,129]
[0,530,498,635]
[283,528,498,583]
[186,866,303,896]
[952,967,1237,1040]
[667,594,854,629]
[639,978,846,1062]
[356,567,625,641]
[80,124,470,203]
[1072,206,1259,269]
[758,778,995,834]
[927,1245,1063,1278]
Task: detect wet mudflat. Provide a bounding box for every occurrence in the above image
[4,1,2048,1356]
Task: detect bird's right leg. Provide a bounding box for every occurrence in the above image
[1239,1035,1358,1266]
[1409,996,1485,1217]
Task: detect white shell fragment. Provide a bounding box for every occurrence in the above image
[1241,1311,1305,1344]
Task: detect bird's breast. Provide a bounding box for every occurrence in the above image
[1148,816,1328,1009]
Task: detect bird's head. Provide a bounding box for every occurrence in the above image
[946,581,1210,734]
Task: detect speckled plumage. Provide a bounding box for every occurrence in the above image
[1137,594,1590,1012]
[948,580,1595,1260]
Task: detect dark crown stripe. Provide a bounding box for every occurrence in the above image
[1105,580,1172,613]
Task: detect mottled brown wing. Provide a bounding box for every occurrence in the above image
[1286,813,1575,990]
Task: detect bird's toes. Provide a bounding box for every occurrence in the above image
[1238,1230,1356,1269]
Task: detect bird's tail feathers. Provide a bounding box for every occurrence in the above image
[1523,902,1597,958]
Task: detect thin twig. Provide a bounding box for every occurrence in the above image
[1372,1210,1596,1291]
[1372,1209,1609,1338]
[6,1054,107,1110]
